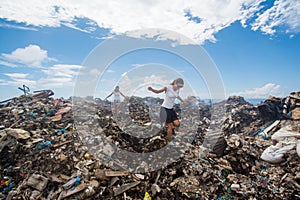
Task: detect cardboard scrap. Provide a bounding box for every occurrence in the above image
[291,108,300,120]
[95,169,128,180]
[6,128,30,140]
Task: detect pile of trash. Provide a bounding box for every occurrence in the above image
[0,90,300,199]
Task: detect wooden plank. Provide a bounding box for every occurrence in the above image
[113,181,140,196]
[53,140,73,148]
[105,171,129,177]
[58,183,86,200]
[50,114,62,122]
[263,120,280,134]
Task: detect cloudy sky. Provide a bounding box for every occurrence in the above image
[0,0,299,101]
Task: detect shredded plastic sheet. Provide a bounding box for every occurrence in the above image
[271,127,300,141]
[261,143,295,164]
[297,141,300,158]
[261,127,300,163]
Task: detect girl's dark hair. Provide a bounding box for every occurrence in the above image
[171,78,184,86]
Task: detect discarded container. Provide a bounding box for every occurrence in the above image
[27,174,48,191]
[28,112,37,119]
[34,141,52,150]
[2,182,14,194]
[62,177,81,190]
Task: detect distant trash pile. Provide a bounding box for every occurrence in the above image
[0,88,300,199]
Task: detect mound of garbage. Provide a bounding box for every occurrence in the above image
[1,90,300,199]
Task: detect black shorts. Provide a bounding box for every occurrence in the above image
[114,99,120,103]
[160,107,178,124]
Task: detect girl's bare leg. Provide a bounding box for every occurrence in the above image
[115,103,120,118]
[167,122,173,142]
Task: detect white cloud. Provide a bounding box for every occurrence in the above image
[231,83,282,98]
[2,45,56,67]
[42,64,82,77]
[0,60,18,68]
[0,1,74,27]
[2,73,36,88]
[1,73,36,88]
[38,64,83,88]
[63,22,91,33]
[252,0,300,34]
[89,68,101,75]
[118,74,169,97]
[0,46,81,97]
[132,64,146,68]
[4,73,29,79]
[1,73,76,89]
[0,22,38,31]
[1,63,81,90]
[37,77,74,88]
[2,77,73,90]
[0,78,37,87]
[0,0,298,44]
[142,74,171,86]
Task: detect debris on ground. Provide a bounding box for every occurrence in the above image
[1,90,300,199]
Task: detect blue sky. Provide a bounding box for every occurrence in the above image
[0,0,299,101]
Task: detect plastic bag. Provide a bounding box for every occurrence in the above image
[261,143,295,164]
[297,141,300,158]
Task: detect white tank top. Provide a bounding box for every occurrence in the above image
[161,85,179,109]
[113,91,121,101]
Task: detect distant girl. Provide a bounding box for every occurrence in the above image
[105,86,126,117]
[148,78,184,142]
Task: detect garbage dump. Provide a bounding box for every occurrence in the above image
[0,90,300,199]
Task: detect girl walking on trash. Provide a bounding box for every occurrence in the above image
[148,78,185,142]
[104,86,126,118]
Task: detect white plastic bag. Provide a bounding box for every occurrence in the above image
[261,143,295,164]
[271,127,300,141]
[297,141,300,158]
